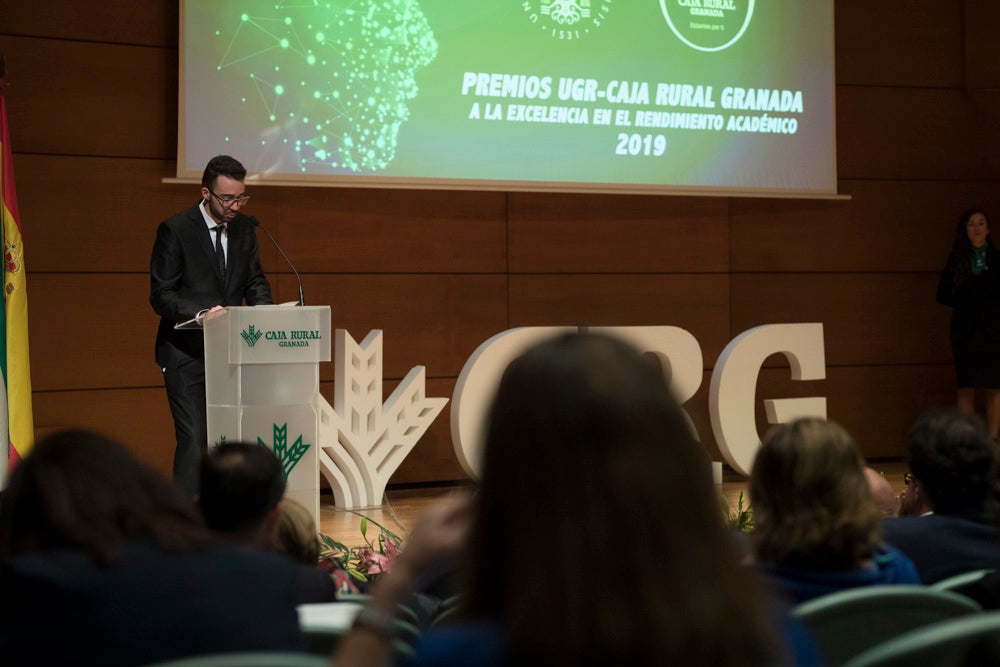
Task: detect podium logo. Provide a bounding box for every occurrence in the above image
[523,0,613,41]
[240,324,263,348]
[259,423,311,479]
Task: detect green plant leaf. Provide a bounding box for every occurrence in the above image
[348,510,403,544]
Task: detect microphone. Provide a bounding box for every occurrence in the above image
[251,217,305,306]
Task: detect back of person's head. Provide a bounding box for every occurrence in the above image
[274,498,319,564]
[199,442,285,541]
[465,332,776,665]
[0,429,209,564]
[907,409,997,516]
[201,154,247,188]
[750,418,880,571]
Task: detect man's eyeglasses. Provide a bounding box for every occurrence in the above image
[208,188,251,208]
[903,472,914,486]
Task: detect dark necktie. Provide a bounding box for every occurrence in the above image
[212,225,226,279]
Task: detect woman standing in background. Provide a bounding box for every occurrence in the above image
[937,208,1000,439]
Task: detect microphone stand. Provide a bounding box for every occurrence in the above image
[252,218,305,306]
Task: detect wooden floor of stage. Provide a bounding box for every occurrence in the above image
[318,460,909,547]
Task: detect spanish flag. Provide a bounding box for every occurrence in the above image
[0,87,33,479]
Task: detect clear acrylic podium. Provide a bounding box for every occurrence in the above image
[203,305,331,525]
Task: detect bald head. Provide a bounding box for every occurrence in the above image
[865,467,898,518]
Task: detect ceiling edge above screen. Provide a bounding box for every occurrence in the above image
[178,0,838,199]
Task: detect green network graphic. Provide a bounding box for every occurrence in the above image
[215,1,438,172]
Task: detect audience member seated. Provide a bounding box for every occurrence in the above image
[865,466,900,518]
[276,497,321,564]
[199,441,287,547]
[199,441,339,602]
[750,418,920,603]
[897,469,933,517]
[276,497,361,596]
[0,429,306,666]
[882,409,1000,583]
[334,332,819,666]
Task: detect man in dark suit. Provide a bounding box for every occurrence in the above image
[150,155,273,493]
[881,409,1000,583]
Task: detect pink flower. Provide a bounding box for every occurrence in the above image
[357,547,391,575]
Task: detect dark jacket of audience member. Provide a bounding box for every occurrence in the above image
[750,418,919,603]
[881,409,1000,584]
[199,441,337,602]
[0,430,305,666]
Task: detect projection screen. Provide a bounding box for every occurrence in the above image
[179,0,837,197]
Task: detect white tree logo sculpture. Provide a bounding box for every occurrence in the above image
[318,330,447,509]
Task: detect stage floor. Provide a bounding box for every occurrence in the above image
[317,460,908,548]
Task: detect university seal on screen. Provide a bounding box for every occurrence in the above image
[660,0,754,52]
[523,0,613,40]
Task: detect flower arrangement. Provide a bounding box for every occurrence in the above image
[318,512,403,584]
[722,491,754,533]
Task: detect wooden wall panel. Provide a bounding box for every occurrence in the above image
[33,387,176,476]
[0,36,175,158]
[509,275,731,366]
[731,180,1000,273]
[964,2,1000,89]
[835,1,963,87]
[837,87,1000,180]
[508,192,730,273]
[731,273,951,367]
[12,156,265,272]
[1,0,175,47]
[756,364,956,459]
[299,274,508,381]
[28,274,161,391]
[273,187,508,273]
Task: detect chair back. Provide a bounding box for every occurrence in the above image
[297,601,364,655]
[296,600,421,658]
[143,652,332,666]
[430,593,464,628]
[931,569,995,592]
[791,585,982,665]
[843,610,1000,667]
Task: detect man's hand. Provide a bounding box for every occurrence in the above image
[195,305,226,324]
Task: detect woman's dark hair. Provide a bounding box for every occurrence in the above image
[750,418,880,571]
[462,333,777,665]
[0,429,212,564]
[949,208,992,288]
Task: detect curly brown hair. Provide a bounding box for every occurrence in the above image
[750,418,881,571]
